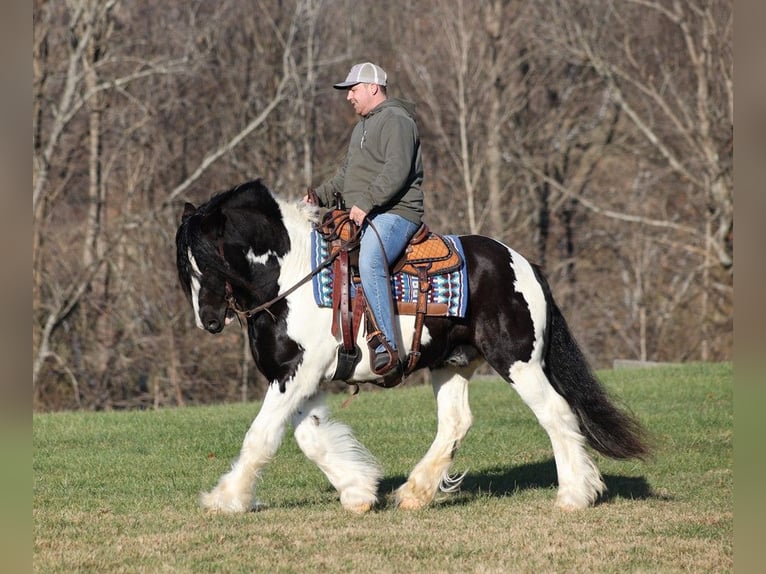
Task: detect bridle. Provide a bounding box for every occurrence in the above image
[223,254,335,322]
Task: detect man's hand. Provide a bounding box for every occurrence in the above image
[303,187,319,205]
[349,205,367,226]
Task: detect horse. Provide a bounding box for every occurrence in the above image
[175,179,649,514]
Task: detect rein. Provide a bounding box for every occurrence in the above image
[227,253,336,320]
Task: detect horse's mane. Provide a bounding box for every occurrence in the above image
[279,196,320,226]
[180,179,319,294]
[272,195,320,282]
[200,178,320,228]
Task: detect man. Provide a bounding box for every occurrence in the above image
[309,62,424,376]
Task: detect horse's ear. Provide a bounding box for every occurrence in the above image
[182,202,196,222]
[199,209,226,237]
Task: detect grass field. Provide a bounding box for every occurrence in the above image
[33,363,732,573]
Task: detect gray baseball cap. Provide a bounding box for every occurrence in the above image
[333,62,387,89]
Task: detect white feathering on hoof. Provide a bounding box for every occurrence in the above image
[439,469,468,493]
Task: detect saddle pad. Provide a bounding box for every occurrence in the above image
[310,231,468,317]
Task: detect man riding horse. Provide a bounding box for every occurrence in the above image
[175,62,649,515]
[305,62,424,377]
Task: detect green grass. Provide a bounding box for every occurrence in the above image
[34,363,732,573]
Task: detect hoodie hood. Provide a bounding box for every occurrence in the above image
[367,97,416,119]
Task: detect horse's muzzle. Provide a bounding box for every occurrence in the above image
[202,309,236,334]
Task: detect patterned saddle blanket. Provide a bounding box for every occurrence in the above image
[310,231,469,317]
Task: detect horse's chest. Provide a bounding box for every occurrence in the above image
[246,306,304,391]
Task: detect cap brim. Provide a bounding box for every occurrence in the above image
[333,81,358,90]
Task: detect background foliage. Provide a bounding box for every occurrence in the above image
[33,0,733,410]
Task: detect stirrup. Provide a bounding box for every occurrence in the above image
[371,346,400,376]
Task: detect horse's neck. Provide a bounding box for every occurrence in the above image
[275,199,315,279]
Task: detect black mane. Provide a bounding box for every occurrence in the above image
[176,179,291,298]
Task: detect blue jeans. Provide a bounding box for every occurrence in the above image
[359,212,420,353]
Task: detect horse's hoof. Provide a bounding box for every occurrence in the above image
[345,502,373,514]
[397,497,427,510]
[200,490,250,513]
[554,491,591,511]
[555,501,584,512]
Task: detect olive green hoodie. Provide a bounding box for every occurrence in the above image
[315,98,424,225]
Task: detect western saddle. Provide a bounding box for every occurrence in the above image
[313,200,463,388]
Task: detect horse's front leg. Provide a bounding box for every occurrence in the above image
[200,382,306,513]
[292,392,382,513]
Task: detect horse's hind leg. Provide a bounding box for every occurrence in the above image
[396,366,474,510]
[509,360,606,510]
[292,393,382,513]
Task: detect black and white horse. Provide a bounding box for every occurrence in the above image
[175,179,648,513]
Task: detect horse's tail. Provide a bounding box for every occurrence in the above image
[537,272,650,460]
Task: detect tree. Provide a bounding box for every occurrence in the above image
[396,0,527,239]
[32,0,733,410]
[527,0,733,361]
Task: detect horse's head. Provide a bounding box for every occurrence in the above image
[175,180,291,333]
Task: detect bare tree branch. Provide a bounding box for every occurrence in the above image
[162,0,302,206]
[520,158,697,235]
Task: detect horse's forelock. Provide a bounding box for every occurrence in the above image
[176,210,230,284]
[175,224,194,294]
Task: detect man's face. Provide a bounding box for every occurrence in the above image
[346,83,376,116]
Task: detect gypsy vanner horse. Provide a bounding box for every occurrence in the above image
[175,179,648,514]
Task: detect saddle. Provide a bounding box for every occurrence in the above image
[314,207,464,387]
